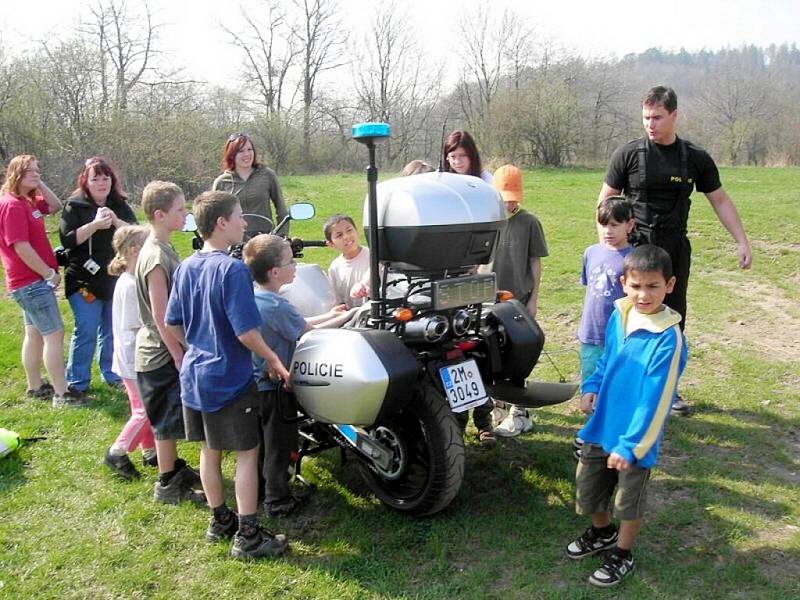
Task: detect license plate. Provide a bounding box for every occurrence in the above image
[439,359,488,413]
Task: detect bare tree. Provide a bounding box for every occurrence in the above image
[698,62,769,164]
[353,1,443,166]
[223,0,300,115]
[454,6,534,146]
[291,0,347,170]
[84,0,159,113]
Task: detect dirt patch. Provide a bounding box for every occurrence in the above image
[751,239,800,254]
[714,280,800,362]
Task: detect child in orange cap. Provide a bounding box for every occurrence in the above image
[488,165,549,437]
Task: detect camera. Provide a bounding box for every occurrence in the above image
[83,258,101,275]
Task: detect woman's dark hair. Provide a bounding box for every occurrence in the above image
[442,129,482,177]
[597,195,634,226]
[221,134,260,171]
[75,156,126,204]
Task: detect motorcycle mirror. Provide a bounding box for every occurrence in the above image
[182,213,197,232]
[289,203,315,221]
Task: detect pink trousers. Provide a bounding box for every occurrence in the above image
[112,378,156,453]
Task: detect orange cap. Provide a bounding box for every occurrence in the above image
[493,165,523,203]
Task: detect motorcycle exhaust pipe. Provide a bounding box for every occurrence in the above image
[404,315,449,344]
[451,309,473,337]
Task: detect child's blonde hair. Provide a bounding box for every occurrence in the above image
[141,181,183,222]
[107,225,150,276]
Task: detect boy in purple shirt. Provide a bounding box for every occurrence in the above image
[574,196,634,459]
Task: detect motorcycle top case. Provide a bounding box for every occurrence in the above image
[291,328,419,426]
[362,171,506,272]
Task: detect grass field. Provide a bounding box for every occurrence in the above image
[1,167,798,599]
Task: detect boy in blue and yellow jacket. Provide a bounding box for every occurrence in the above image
[565,244,687,588]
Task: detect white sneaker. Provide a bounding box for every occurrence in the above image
[493,406,533,438]
[490,400,510,429]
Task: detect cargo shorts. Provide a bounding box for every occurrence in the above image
[575,442,651,521]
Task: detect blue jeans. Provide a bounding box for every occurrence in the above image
[10,280,64,335]
[66,291,120,390]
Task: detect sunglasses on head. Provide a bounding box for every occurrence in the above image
[228,133,249,142]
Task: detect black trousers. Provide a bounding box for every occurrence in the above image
[653,233,691,331]
[258,389,298,504]
[453,399,494,433]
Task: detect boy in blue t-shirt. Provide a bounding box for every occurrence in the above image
[165,191,290,560]
[565,245,687,587]
[242,234,354,516]
[573,196,635,459]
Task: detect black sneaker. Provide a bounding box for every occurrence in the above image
[153,469,206,505]
[206,513,239,543]
[566,525,619,559]
[671,395,693,417]
[230,526,289,560]
[178,462,202,487]
[264,493,310,517]
[589,551,635,587]
[104,449,141,481]
[26,381,54,399]
[142,452,158,468]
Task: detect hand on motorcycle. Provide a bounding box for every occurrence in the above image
[579,393,596,414]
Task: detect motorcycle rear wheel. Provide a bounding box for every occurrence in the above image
[358,383,465,516]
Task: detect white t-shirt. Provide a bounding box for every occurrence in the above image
[112,272,141,380]
[328,246,370,309]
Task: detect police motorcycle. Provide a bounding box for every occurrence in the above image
[184,124,577,516]
[270,124,576,516]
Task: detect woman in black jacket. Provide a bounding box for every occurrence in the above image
[59,157,137,393]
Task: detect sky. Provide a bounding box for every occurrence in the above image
[2,0,799,88]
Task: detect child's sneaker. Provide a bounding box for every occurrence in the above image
[142,450,158,468]
[490,400,510,429]
[588,550,635,587]
[206,513,239,543]
[566,525,619,559]
[153,468,206,505]
[52,389,89,408]
[572,436,584,460]
[493,406,533,438]
[26,381,54,399]
[230,526,289,560]
[104,449,141,481]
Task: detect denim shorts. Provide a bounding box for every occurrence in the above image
[10,279,64,335]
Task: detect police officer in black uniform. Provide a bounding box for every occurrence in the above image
[598,86,752,415]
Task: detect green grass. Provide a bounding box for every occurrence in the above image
[1,167,799,598]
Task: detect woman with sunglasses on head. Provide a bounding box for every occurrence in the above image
[59,157,137,396]
[212,134,288,234]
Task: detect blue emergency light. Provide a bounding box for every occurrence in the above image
[352,122,391,142]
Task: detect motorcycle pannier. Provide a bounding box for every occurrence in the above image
[291,328,419,425]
